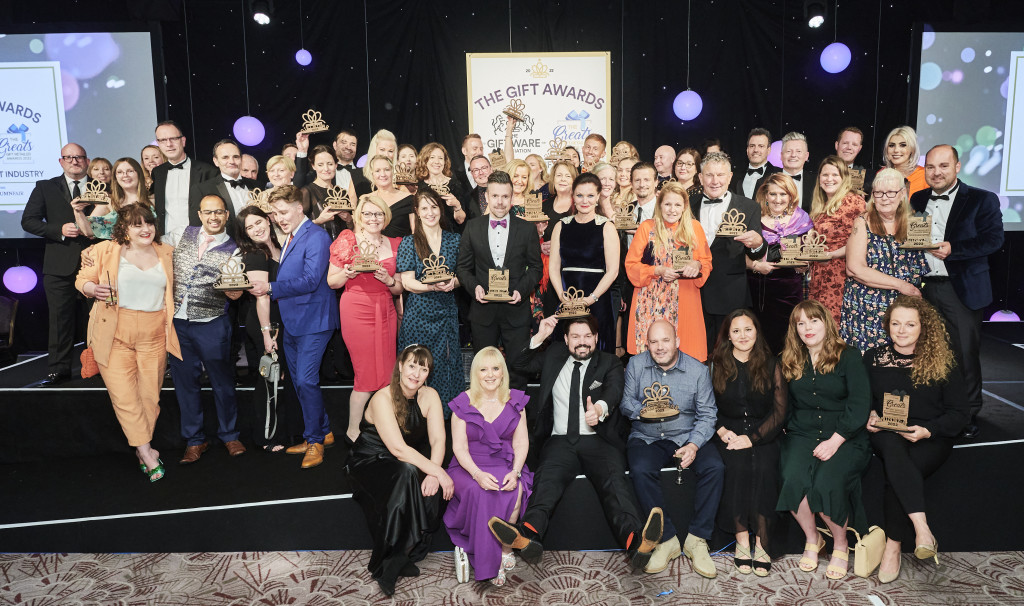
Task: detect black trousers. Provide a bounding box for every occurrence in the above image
[703,312,728,356]
[522,435,644,548]
[43,273,89,375]
[923,279,984,418]
[471,315,530,390]
[870,430,953,545]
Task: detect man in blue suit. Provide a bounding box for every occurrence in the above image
[911,144,1005,438]
[250,185,340,468]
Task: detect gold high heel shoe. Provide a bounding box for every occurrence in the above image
[914,541,938,564]
[878,553,901,583]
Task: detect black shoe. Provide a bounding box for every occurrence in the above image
[628,507,664,571]
[376,576,396,597]
[399,562,420,577]
[40,372,70,386]
[488,517,544,564]
[959,423,979,439]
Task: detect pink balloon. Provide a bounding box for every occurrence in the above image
[61,69,80,110]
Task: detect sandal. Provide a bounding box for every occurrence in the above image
[501,551,516,571]
[734,543,752,574]
[262,444,286,453]
[146,459,165,483]
[752,546,771,577]
[799,534,826,572]
[825,549,849,580]
[490,566,506,587]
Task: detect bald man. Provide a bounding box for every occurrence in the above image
[653,145,676,187]
[621,320,722,578]
[240,154,259,180]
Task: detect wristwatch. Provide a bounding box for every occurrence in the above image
[267,283,273,298]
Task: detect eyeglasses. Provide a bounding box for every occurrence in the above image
[361,211,385,219]
[200,209,229,216]
[675,161,695,167]
[156,136,183,145]
[470,167,491,174]
[872,189,904,199]
[61,155,87,162]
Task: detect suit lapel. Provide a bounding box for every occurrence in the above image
[280,220,308,264]
[943,181,969,240]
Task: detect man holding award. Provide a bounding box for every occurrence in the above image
[621,320,723,578]
[249,185,339,469]
[456,171,541,388]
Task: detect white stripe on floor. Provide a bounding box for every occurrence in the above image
[982,389,1024,412]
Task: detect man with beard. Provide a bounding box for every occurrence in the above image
[621,320,722,577]
[488,314,664,571]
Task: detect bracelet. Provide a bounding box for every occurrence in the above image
[260,325,272,332]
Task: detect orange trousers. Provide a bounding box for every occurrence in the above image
[97,309,167,447]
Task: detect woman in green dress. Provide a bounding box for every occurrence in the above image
[777,299,871,580]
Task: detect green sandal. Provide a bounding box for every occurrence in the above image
[146,459,165,483]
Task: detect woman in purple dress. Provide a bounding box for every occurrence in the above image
[444,346,533,586]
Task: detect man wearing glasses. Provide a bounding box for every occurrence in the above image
[22,143,95,385]
[151,120,217,236]
[163,195,246,464]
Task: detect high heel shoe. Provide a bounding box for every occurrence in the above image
[914,541,938,564]
[825,549,849,580]
[146,459,165,483]
[799,534,826,572]
[501,551,516,571]
[878,554,902,583]
[734,543,752,574]
[752,546,771,577]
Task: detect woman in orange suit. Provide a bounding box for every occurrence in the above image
[76,203,182,482]
[625,181,712,361]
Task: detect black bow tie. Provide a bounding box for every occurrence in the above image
[339,164,355,171]
[224,178,244,188]
[704,197,724,204]
[746,166,764,176]
[167,162,186,171]
[929,194,949,201]
[790,173,802,181]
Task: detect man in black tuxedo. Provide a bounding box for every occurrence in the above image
[488,314,663,570]
[188,139,258,239]
[653,145,676,188]
[293,130,368,193]
[693,151,765,351]
[835,126,872,194]
[912,144,1005,438]
[151,120,218,236]
[465,154,491,218]
[456,171,542,388]
[454,134,484,194]
[21,143,95,385]
[730,128,778,198]
[780,132,816,212]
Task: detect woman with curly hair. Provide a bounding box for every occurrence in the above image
[864,296,969,582]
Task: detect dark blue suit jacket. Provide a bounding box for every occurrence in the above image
[910,180,1004,310]
[271,219,339,335]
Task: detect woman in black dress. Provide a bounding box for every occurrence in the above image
[302,145,352,241]
[346,344,454,596]
[710,310,786,576]
[416,142,469,232]
[237,206,303,451]
[865,295,968,582]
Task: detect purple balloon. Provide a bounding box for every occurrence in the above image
[989,310,1020,322]
[820,42,852,74]
[672,90,703,121]
[356,154,368,168]
[3,266,38,294]
[233,116,266,146]
[295,49,312,66]
[45,33,120,80]
[767,140,783,168]
[60,69,80,111]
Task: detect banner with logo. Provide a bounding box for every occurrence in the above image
[0,62,68,212]
[466,52,611,163]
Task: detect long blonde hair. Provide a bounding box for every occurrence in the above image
[525,153,550,190]
[810,155,854,219]
[866,168,911,242]
[781,300,847,381]
[883,125,920,170]
[650,181,697,254]
[468,347,511,408]
[362,129,397,181]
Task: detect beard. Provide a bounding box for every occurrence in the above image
[570,345,595,361]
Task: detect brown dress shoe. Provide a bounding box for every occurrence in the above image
[179,442,209,464]
[285,440,310,455]
[324,432,335,447]
[224,440,246,456]
[301,443,324,468]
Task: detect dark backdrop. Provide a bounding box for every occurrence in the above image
[2,0,1023,351]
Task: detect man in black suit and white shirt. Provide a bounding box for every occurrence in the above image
[151,120,218,235]
[21,142,95,385]
[780,132,816,212]
[487,314,663,570]
[693,151,765,351]
[187,139,258,239]
[730,128,779,198]
[454,134,485,194]
[456,171,542,388]
[293,130,368,192]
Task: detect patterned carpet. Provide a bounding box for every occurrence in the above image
[2,550,1023,605]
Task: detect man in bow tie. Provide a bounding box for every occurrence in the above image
[292,129,368,192]
[910,144,1004,439]
[187,139,258,240]
[151,120,218,236]
[730,128,778,198]
[456,171,542,388]
[780,132,815,211]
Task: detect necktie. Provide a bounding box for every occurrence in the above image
[281,233,294,256]
[791,173,802,181]
[197,233,216,261]
[636,205,644,222]
[224,178,244,188]
[167,162,185,171]
[929,194,949,201]
[704,197,724,204]
[567,361,582,444]
[747,166,764,176]
[71,180,81,199]
[490,218,507,229]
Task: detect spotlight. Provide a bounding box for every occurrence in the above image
[251,0,272,25]
[804,0,826,28]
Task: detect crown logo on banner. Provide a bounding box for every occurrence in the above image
[247,188,270,212]
[529,59,550,78]
[214,257,253,290]
[300,109,329,134]
[502,99,527,121]
[544,137,571,162]
[394,164,416,185]
[639,382,680,421]
[79,180,110,204]
[555,286,591,319]
[325,185,352,211]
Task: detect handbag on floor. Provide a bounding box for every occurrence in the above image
[80,347,99,379]
[819,525,886,578]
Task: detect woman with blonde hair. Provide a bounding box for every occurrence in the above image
[841,168,929,352]
[444,346,532,587]
[864,296,969,582]
[881,125,927,196]
[361,154,416,239]
[625,181,711,361]
[777,300,871,580]
[140,145,166,189]
[362,129,398,183]
[328,194,403,444]
[502,158,532,218]
[807,155,866,323]
[524,153,550,196]
[591,161,618,220]
[88,157,112,188]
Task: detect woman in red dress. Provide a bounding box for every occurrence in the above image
[328,194,404,444]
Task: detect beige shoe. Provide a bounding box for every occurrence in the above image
[683,533,717,578]
[644,536,681,573]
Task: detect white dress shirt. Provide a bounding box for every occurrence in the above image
[163,157,192,235]
[699,191,732,245]
[487,214,511,267]
[627,196,658,248]
[551,356,598,437]
[464,160,474,186]
[925,182,958,276]
[742,163,767,198]
[220,173,250,215]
